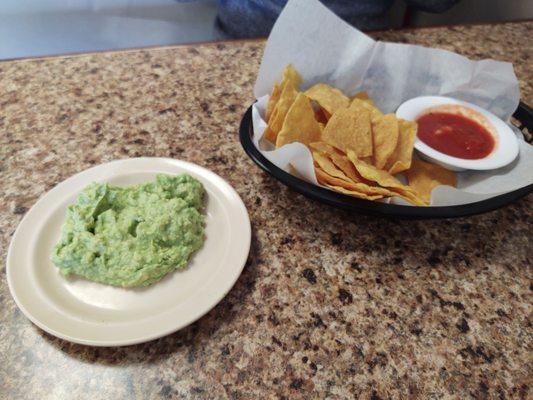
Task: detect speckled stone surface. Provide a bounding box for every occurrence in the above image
[1,22,532,400]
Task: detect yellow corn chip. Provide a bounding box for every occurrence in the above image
[405,159,457,204]
[305,83,350,116]
[315,168,385,200]
[312,152,351,182]
[309,142,369,184]
[281,64,302,90]
[316,169,392,199]
[351,98,381,120]
[309,141,343,155]
[263,127,274,143]
[386,119,417,175]
[350,92,376,108]
[349,154,410,190]
[351,91,370,101]
[264,81,298,143]
[328,152,368,184]
[350,91,374,104]
[265,64,301,126]
[276,93,322,148]
[350,92,377,109]
[265,83,281,122]
[323,184,384,201]
[346,151,425,206]
[322,102,372,158]
[372,113,399,169]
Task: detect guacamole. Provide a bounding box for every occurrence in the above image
[51,174,205,287]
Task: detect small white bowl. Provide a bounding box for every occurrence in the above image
[396,96,519,171]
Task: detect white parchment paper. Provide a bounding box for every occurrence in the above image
[251,0,532,206]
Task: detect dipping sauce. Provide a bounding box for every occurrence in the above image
[416,111,495,159]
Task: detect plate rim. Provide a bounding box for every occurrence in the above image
[6,157,251,346]
[239,104,532,219]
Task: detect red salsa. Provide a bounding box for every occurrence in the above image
[416,112,495,159]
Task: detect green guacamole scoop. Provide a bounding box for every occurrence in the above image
[51,174,205,288]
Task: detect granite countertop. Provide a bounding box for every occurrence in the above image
[1,21,531,399]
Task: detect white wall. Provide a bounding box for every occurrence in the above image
[1,0,175,14]
[0,0,220,60]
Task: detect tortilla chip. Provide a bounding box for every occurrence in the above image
[315,168,392,198]
[265,64,301,127]
[372,113,399,169]
[385,119,417,175]
[315,168,385,200]
[309,141,343,155]
[314,142,345,154]
[312,152,351,182]
[351,91,370,101]
[347,151,406,189]
[323,184,384,201]
[309,142,364,182]
[281,64,302,90]
[264,81,298,143]
[346,151,425,205]
[265,83,281,122]
[351,98,381,120]
[328,152,369,184]
[305,83,350,116]
[321,102,372,158]
[405,159,457,204]
[361,156,374,164]
[350,92,376,108]
[276,93,322,148]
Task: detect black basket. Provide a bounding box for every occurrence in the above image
[239,101,533,219]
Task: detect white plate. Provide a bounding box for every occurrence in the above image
[7,158,251,346]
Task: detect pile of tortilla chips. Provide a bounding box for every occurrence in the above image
[262,65,457,206]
